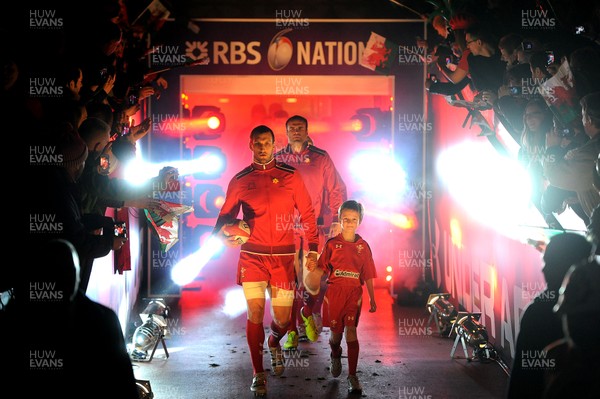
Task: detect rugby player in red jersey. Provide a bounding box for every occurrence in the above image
[275,115,347,348]
[213,125,319,395]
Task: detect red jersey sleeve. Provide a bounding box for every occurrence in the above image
[322,155,347,223]
[318,238,332,274]
[292,171,320,252]
[212,175,242,235]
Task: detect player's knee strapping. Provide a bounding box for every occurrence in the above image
[270,288,294,307]
[242,281,268,299]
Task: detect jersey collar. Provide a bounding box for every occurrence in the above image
[252,157,276,170]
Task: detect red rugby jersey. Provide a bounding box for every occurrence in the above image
[275,144,347,223]
[318,233,377,286]
[214,158,319,255]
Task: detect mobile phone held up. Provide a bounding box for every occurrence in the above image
[114,222,127,239]
[521,41,533,52]
[99,154,109,170]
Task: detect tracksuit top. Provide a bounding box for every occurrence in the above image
[215,158,319,255]
[275,144,347,223]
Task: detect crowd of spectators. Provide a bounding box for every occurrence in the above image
[420,2,600,398]
[422,1,600,229]
[11,2,179,291]
[7,0,180,392]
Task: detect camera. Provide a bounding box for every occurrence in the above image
[114,222,127,238]
[428,73,438,83]
[545,51,555,66]
[98,155,110,175]
[509,86,520,95]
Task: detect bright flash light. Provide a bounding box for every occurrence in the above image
[123,153,225,186]
[385,275,392,282]
[170,236,224,286]
[367,209,416,230]
[221,287,247,318]
[349,151,406,204]
[436,141,535,237]
[385,265,393,273]
[390,213,414,229]
[122,158,155,186]
[179,153,224,176]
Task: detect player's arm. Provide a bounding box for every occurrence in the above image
[314,239,331,273]
[362,243,377,312]
[305,240,330,293]
[293,171,320,267]
[366,278,376,312]
[212,178,242,244]
[322,155,347,236]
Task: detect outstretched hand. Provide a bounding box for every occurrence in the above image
[126,117,152,143]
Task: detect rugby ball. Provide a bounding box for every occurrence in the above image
[267,36,293,71]
[222,219,251,245]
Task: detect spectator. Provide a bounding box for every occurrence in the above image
[543,92,600,218]
[76,116,161,292]
[426,44,473,96]
[569,46,600,98]
[499,33,523,68]
[495,63,538,139]
[529,51,553,81]
[541,116,590,225]
[519,99,553,208]
[9,239,139,398]
[543,259,600,399]
[463,25,507,94]
[29,124,126,293]
[507,232,593,399]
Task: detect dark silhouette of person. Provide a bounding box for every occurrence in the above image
[9,239,139,398]
[507,232,594,399]
[542,259,600,399]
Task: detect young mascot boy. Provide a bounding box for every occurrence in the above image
[303,200,377,393]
